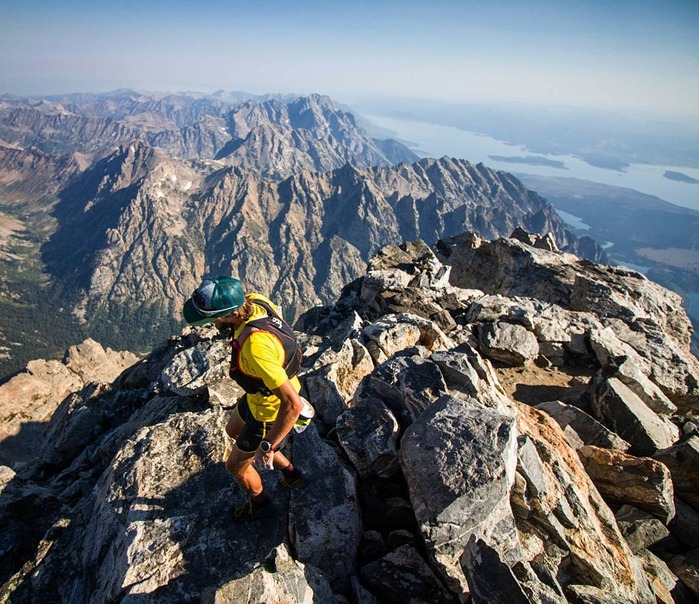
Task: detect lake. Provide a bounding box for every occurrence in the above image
[368,115,699,213]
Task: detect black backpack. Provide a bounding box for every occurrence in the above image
[228,299,303,396]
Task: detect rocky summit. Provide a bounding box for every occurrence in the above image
[1,229,697,603]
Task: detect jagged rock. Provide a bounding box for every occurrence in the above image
[287,424,362,591]
[615,505,671,553]
[636,549,695,604]
[159,335,232,396]
[203,544,335,604]
[513,404,655,603]
[438,235,596,310]
[605,318,699,408]
[591,378,679,456]
[20,406,299,602]
[0,472,62,589]
[2,229,699,603]
[399,395,520,595]
[654,436,699,511]
[336,397,400,478]
[368,240,447,277]
[571,271,692,350]
[578,445,675,522]
[478,321,539,366]
[440,233,699,404]
[361,270,414,307]
[588,327,649,373]
[358,544,456,604]
[613,357,677,416]
[536,400,631,451]
[431,347,481,395]
[510,226,559,252]
[304,337,375,427]
[588,328,677,415]
[0,359,82,466]
[511,559,569,603]
[354,353,449,429]
[37,383,109,466]
[565,583,637,603]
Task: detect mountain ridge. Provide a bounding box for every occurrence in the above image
[42,145,601,330]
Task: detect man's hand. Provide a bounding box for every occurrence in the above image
[253,447,274,471]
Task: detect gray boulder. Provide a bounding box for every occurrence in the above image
[399,395,520,595]
[478,321,539,366]
[431,348,481,395]
[615,505,671,553]
[354,353,449,429]
[362,312,453,364]
[591,378,679,456]
[461,537,564,604]
[159,335,231,396]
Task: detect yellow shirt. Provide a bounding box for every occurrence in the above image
[234,293,301,422]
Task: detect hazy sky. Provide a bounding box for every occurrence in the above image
[1,0,698,117]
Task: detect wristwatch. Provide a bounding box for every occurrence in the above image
[260,439,276,453]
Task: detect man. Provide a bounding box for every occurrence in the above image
[183,276,307,521]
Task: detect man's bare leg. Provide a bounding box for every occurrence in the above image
[226,447,263,497]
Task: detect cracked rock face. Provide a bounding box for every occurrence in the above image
[1,231,697,602]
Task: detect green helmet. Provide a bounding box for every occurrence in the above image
[183,276,246,326]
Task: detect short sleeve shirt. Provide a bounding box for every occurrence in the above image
[234,294,301,422]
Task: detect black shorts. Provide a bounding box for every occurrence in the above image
[234,395,274,453]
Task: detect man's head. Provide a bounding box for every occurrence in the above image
[183,276,246,326]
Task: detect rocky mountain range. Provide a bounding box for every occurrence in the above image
[44,144,599,327]
[1,231,697,602]
[0,91,601,378]
[0,91,416,177]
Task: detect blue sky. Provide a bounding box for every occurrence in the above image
[1,0,698,117]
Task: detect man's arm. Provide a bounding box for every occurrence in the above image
[264,379,304,451]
